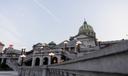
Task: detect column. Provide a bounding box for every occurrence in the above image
[57,56,61,64]
[42,67,47,76]
[40,57,43,66]
[32,57,35,67]
[48,56,51,65]
[63,72,68,76]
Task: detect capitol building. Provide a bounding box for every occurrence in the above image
[21,20,99,66]
[7,20,124,67]
[0,20,128,76]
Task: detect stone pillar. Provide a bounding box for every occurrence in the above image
[40,57,43,66]
[42,66,47,76]
[57,56,61,63]
[48,56,51,65]
[32,57,35,66]
[63,72,67,76]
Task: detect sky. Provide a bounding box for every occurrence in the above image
[0,0,128,51]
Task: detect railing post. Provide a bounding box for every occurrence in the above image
[48,56,51,65]
[40,57,43,66]
[64,72,67,76]
[42,66,48,76]
[69,73,76,76]
[61,71,64,76]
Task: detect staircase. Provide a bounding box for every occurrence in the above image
[63,51,76,59]
[6,59,19,71]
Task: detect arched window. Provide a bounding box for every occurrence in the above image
[35,58,40,66]
[51,57,58,64]
[25,59,32,66]
[43,57,48,65]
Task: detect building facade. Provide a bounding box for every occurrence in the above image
[22,20,101,66]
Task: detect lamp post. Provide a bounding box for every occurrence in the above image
[49,52,55,64]
[76,41,82,53]
[61,41,68,62]
[64,41,68,51]
[20,48,26,66]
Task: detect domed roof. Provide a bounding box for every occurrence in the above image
[48,41,56,46]
[35,43,43,47]
[78,21,95,37]
[48,41,56,49]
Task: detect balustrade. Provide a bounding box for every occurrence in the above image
[46,68,84,76]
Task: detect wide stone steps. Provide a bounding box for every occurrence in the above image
[6,59,18,71]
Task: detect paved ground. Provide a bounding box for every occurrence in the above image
[0,71,18,76]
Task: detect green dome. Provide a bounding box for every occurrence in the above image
[48,41,56,46]
[78,21,95,37]
[48,41,56,49]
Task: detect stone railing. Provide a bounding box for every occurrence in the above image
[0,54,19,59]
[47,68,85,76]
[46,68,126,76]
[18,66,47,76]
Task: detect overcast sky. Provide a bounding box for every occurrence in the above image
[0,0,128,50]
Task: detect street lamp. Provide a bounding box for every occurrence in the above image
[76,41,82,53]
[20,48,26,66]
[49,52,55,64]
[64,41,68,51]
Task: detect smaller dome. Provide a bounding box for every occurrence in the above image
[33,43,43,49]
[78,21,95,37]
[48,41,56,45]
[35,43,43,47]
[48,41,56,49]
